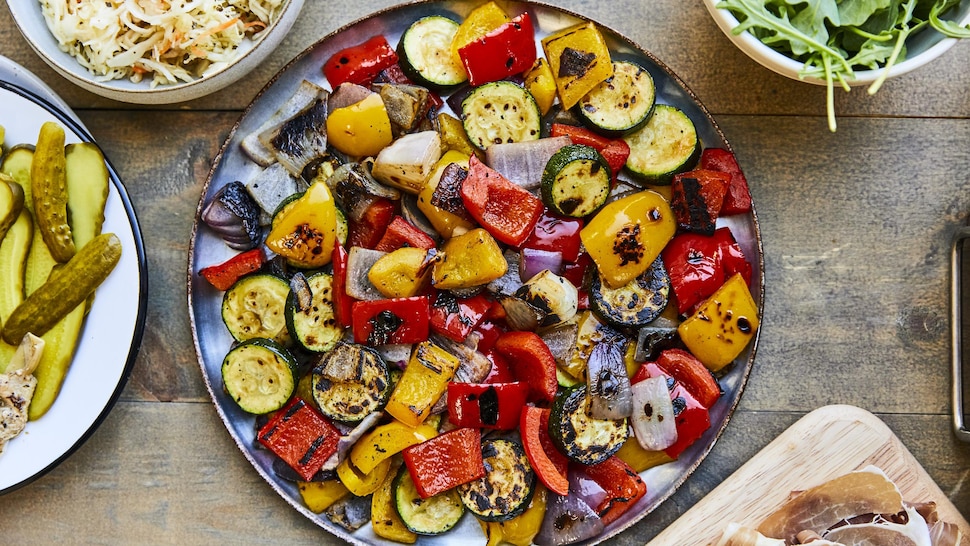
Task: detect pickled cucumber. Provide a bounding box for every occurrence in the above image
[30,121,75,263]
[0,209,32,372]
[0,174,24,243]
[65,143,109,249]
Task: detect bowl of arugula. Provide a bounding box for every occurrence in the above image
[704,0,970,130]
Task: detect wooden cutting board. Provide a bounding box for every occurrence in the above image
[649,405,969,545]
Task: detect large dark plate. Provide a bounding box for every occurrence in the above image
[188,1,764,543]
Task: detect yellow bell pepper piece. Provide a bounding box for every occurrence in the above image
[451,1,510,69]
[541,21,614,110]
[436,112,482,160]
[264,180,337,268]
[431,228,508,290]
[479,484,548,546]
[350,420,438,474]
[326,92,393,157]
[524,58,557,115]
[385,340,461,427]
[580,190,675,288]
[678,273,759,372]
[615,437,674,473]
[417,149,475,239]
[368,247,433,298]
[371,457,417,544]
[337,455,393,497]
[297,479,350,514]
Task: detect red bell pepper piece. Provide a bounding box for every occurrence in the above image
[549,123,630,181]
[447,381,530,430]
[348,198,396,249]
[631,361,712,460]
[493,331,558,403]
[199,248,266,291]
[582,455,647,526]
[331,241,354,328]
[323,35,399,87]
[461,155,544,247]
[656,349,720,408]
[374,215,437,252]
[351,296,430,345]
[670,169,731,235]
[520,406,570,495]
[700,147,752,215]
[474,320,504,354]
[483,348,516,383]
[257,398,341,482]
[458,13,537,87]
[430,292,492,343]
[661,227,753,315]
[713,227,753,287]
[402,427,486,498]
[519,210,584,263]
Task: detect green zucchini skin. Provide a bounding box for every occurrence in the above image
[311,342,391,424]
[457,438,536,522]
[549,384,628,465]
[461,81,542,150]
[285,272,342,353]
[397,15,468,90]
[221,273,290,342]
[393,465,465,535]
[589,256,671,328]
[540,144,612,218]
[576,61,656,137]
[622,103,700,185]
[221,337,298,414]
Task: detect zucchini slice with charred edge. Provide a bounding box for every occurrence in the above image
[311,342,391,424]
[549,384,628,465]
[461,81,542,150]
[393,465,465,535]
[576,60,656,137]
[540,144,612,218]
[589,256,671,328]
[221,337,297,414]
[398,15,468,89]
[458,438,536,522]
[285,272,342,353]
[622,103,699,184]
[222,273,290,342]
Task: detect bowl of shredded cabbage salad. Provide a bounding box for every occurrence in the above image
[7,0,304,104]
[703,0,970,131]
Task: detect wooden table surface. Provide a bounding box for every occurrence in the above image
[2,0,969,543]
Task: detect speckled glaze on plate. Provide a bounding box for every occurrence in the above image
[188,1,765,543]
[0,63,148,494]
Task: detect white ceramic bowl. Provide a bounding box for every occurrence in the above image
[6,0,305,104]
[703,0,970,86]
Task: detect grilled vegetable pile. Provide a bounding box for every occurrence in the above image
[199,2,760,543]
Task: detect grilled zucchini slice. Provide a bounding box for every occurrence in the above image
[222,273,290,342]
[285,272,342,353]
[393,465,465,535]
[398,15,468,89]
[540,144,612,218]
[623,103,699,184]
[311,342,391,424]
[549,384,628,465]
[589,256,671,328]
[222,337,297,414]
[576,61,656,137]
[461,81,541,150]
[458,438,536,522]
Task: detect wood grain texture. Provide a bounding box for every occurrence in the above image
[0,0,968,543]
[650,405,970,546]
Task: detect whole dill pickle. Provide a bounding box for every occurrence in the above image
[2,232,121,345]
[31,121,75,263]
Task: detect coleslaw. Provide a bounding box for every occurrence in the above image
[39,0,284,87]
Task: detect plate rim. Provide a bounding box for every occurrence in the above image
[187,1,766,543]
[0,77,149,495]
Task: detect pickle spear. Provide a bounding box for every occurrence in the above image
[30,121,75,263]
[0,174,24,243]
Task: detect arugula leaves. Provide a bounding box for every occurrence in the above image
[717,0,969,131]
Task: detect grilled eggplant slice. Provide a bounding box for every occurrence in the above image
[458,438,536,522]
[311,342,391,424]
[589,256,671,328]
[549,384,628,465]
